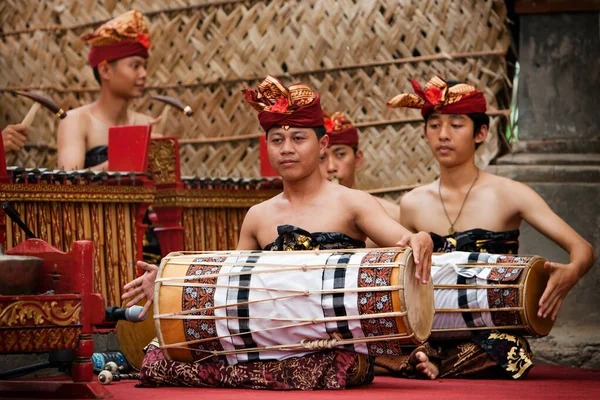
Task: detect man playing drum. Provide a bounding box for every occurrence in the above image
[122,75,435,389]
[376,75,595,379]
[57,10,159,170]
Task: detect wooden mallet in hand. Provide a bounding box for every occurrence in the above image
[12,90,67,128]
[150,95,193,135]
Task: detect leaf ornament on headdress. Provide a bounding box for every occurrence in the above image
[387,76,487,118]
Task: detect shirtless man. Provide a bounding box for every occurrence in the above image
[57,10,157,170]
[1,124,29,154]
[120,76,434,390]
[319,111,399,222]
[124,75,433,317]
[385,76,595,379]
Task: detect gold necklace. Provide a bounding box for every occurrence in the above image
[438,169,479,235]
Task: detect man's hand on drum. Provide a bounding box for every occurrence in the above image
[397,231,433,285]
[122,260,158,318]
[538,261,580,321]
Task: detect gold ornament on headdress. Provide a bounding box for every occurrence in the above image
[387,76,479,110]
[243,75,317,114]
[324,111,354,133]
[82,10,149,47]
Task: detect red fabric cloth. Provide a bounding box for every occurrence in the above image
[409,77,487,118]
[417,90,487,119]
[387,76,487,119]
[243,75,324,133]
[324,112,359,148]
[103,365,600,399]
[327,127,359,147]
[257,95,324,133]
[88,39,149,67]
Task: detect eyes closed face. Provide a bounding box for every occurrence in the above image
[319,144,362,188]
[267,127,324,180]
[424,113,479,166]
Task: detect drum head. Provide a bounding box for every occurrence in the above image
[523,256,554,337]
[401,249,434,343]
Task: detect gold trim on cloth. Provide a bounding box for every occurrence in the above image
[387,76,480,110]
[489,332,533,379]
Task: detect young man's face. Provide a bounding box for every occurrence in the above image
[319,144,363,188]
[266,127,328,181]
[101,56,148,98]
[424,113,487,167]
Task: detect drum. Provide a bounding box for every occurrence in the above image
[154,248,434,364]
[430,252,555,339]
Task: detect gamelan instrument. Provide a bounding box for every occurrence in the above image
[154,248,434,364]
[430,251,554,339]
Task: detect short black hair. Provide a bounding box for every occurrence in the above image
[93,67,101,85]
[92,60,118,86]
[313,125,326,139]
[425,80,489,150]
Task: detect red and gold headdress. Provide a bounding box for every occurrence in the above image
[243,75,324,133]
[324,111,359,148]
[387,76,487,118]
[82,10,150,68]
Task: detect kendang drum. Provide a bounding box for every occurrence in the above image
[431,252,555,339]
[154,248,434,364]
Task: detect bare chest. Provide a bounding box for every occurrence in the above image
[255,204,361,247]
[411,191,521,235]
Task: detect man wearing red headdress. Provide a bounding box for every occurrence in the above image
[319,111,400,231]
[123,75,435,390]
[375,76,595,380]
[57,10,158,170]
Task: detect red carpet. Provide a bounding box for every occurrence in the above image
[98,365,598,400]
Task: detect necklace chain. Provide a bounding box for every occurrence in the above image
[439,170,480,235]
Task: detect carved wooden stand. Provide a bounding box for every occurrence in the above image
[0,239,111,398]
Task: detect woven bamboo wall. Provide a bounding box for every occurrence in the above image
[0,0,512,191]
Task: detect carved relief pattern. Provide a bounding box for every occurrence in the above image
[0,327,80,353]
[149,139,178,185]
[0,300,81,327]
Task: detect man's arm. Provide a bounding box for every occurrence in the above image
[57,116,87,170]
[399,191,420,233]
[515,181,595,320]
[352,190,432,283]
[2,124,28,152]
[236,204,261,250]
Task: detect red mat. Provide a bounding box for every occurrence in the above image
[99,365,599,400]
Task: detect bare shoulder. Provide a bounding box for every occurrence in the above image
[342,185,379,207]
[246,193,281,219]
[400,181,436,209]
[58,105,92,133]
[375,196,399,221]
[481,172,534,197]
